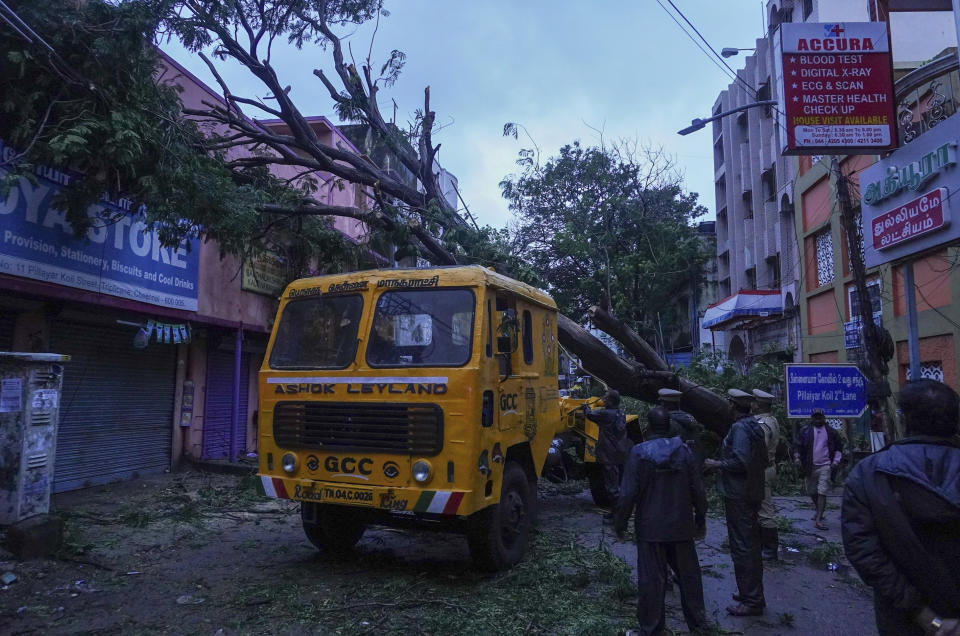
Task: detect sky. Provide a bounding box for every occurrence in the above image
[163,1,768,229]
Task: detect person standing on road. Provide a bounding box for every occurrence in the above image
[842,379,960,636]
[657,388,702,460]
[704,389,767,616]
[616,406,708,636]
[794,409,842,531]
[752,389,781,561]
[584,389,629,520]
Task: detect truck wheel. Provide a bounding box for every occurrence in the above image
[301,503,365,552]
[586,464,614,508]
[467,461,532,572]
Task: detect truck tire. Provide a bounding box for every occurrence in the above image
[586,464,615,508]
[467,461,533,572]
[301,503,365,552]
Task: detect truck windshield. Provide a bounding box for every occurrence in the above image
[366,289,475,367]
[269,295,363,369]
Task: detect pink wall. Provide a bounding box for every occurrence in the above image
[156,52,369,329]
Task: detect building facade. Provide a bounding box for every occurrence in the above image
[0,51,370,492]
[704,0,955,369]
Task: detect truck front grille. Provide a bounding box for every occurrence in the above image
[272,402,443,455]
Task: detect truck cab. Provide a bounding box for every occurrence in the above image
[258,265,560,570]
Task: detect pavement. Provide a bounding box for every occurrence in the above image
[543,487,877,636]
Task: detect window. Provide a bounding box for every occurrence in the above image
[767,255,781,290]
[366,289,475,368]
[745,267,757,291]
[269,295,363,369]
[485,299,493,357]
[803,0,813,19]
[906,361,944,382]
[815,229,835,287]
[522,310,534,364]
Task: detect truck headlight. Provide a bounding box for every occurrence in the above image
[412,460,432,483]
[281,453,297,474]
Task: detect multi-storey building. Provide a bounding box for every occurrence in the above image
[703,0,954,370]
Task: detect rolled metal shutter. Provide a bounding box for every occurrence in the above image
[51,321,176,492]
[202,349,249,460]
[0,310,15,350]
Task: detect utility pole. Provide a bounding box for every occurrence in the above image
[833,157,895,439]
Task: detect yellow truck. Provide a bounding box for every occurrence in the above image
[257,265,633,570]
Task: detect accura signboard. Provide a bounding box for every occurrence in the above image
[785,363,868,418]
[0,140,200,311]
[779,22,896,154]
[859,114,960,268]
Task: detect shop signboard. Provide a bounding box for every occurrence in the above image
[779,22,896,154]
[0,141,200,311]
[860,114,960,267]
[241,249,287,297]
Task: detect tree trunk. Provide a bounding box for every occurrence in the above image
[557,315,734,434]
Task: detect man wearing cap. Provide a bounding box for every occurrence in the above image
[704,389,768,616]
[753,389,781,560]
[658,388,702,461]
[584,389,629,519]
[794,409,842,531]
[616,406,709,636]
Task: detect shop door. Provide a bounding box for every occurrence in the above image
[51,321,176,492]
[202,348,250,460]
[0,310,15,350]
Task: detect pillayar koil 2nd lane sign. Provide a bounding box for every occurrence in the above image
[779,22,896,154]
[785,364,868,418]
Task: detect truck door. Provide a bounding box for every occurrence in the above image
[494,294,523,433]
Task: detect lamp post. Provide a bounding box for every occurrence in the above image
[676,100,778,136]
[721,47,756,58]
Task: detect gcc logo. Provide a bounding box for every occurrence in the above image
[382,461,400,479]
[324,456,373,475]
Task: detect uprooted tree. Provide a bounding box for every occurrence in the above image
[0,0,734,431]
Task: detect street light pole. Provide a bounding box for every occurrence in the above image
[677,100,779,136]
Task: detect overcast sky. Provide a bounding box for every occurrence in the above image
[164,1,766,228]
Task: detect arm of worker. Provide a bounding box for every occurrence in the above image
[713,424,750,474]
[841,475,926,619]
[614,449,647,538]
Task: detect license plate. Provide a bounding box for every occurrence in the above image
[294,483,375,506]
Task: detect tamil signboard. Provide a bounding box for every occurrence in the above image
[0,141,200,311]
[860,114,960,267]
[785,363,868,418]
[241,249,287,297]
[779,22,896,154]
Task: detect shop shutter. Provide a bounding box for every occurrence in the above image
[0,310,15,350]
[202,349,250,460]
[51,321,176,492]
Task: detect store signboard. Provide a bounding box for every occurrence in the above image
[860,114,960,267]
[779,22,896,154]
[241,250,287,297]
[0,142,200,311]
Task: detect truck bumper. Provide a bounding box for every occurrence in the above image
[260,475,470,516]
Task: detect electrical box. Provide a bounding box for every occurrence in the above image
[0,352,69,525]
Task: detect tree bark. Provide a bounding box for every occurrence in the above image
[588,305,669,372]
[557,315,734,434]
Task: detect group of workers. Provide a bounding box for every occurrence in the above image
[584,379,960,636]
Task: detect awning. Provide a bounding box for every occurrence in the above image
[702,290,783,330]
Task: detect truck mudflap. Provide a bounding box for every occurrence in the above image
[260,476,468,516]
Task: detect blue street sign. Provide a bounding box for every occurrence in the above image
[785,363,868,418]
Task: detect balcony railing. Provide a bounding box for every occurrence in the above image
[896,52,959,146]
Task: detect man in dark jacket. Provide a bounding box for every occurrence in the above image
[794,410,842,530]
[615,406,708,636]
[658,388,703,463]
[842,379,960,636]
[584,389,629,517]
[704,388,768,616]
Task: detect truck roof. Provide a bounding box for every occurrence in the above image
[284,265,557,310]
